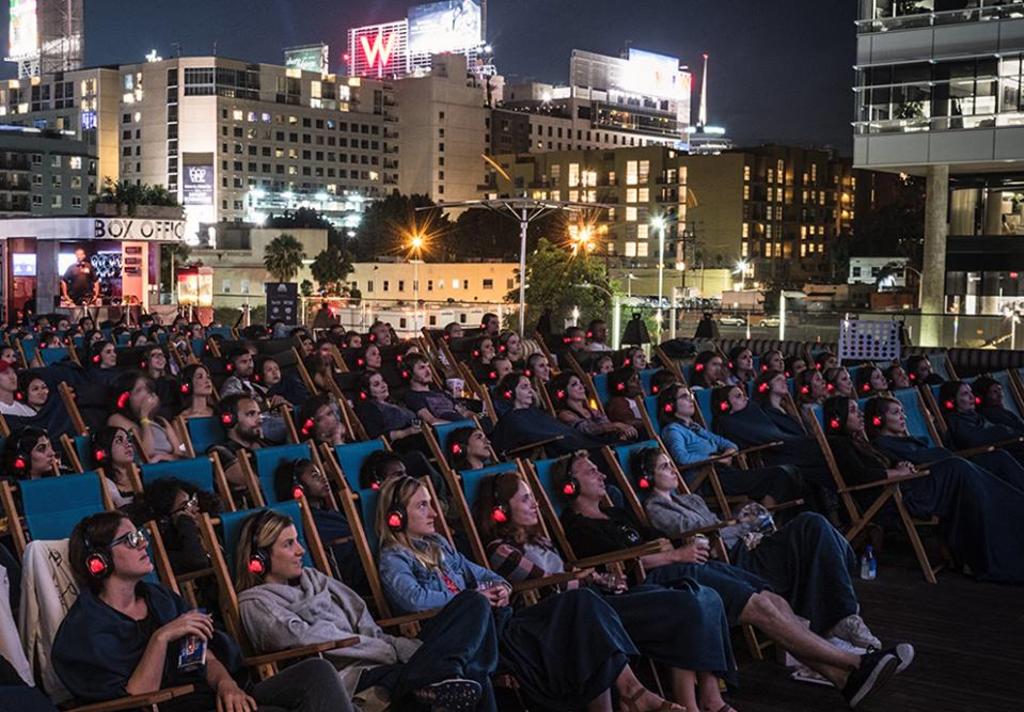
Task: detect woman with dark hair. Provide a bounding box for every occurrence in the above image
[377,476,681,712]
[17,370,49,413]
[814,351,838,372]
[177,364,216,419]
[794,369,827,407]
[784,354,807,378]
[469,336,497,382]
[237,508,499,712]
[477,470,735,712]
[87,340,120,385]
[497,330,525,367]
[604,367,646,432]
[550,372,637,442]
[854,365,889,397]
[648,369,678,396]
[657,384,803,507]
[295,393,349,446]
[972,376,1024,432]
[108,371,184,463]
[830,396,1024,583]
[490,372,603,458]
[2,427,60,481]
[760,349,785,375]
[823,367,854,399]
[884,364,911,390]
[53,511,346,711]
[905,355,944,386]
[638,446,876,649]
[555,451,909,709]
[937,380,1024,460]
[139,476,220,576]
[354,372,422,449]
[446,427,494,471]
[726,346,755,385]
[691,351,726,390]
[91,426,137,508]
[140,345,178,418]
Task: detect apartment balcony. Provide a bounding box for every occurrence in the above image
[857,1,1024,36]
[0,156,31,171]
[0,177,30,192]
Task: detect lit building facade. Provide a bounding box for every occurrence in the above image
[854,0,1024,334]
[0,126,96,217]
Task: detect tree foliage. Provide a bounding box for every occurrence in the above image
[311,244,355,295]
[506,237,614,332]
[91,179,179,214]
[351,192,449,261]
[264,233,306,283]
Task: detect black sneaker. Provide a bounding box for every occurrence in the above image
[842,649,899,709]
[414,678,483,712]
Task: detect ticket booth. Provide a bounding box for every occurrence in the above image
[0,216,186,322]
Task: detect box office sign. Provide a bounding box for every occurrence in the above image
[94,218,186,241]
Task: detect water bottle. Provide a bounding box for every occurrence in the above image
[859,545,877,581]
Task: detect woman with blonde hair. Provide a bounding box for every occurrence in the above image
[376,475,681,712]
[236,508,497,711]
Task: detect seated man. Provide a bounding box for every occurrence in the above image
[52,511,349,712]
[0,361,36,417]
[207,394,267,499]
[401,354,474,425]
[220,346,287,443]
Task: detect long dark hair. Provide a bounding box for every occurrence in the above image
[937,380,968,414]
[863,396,901,439]
[473,471,546,547]
[656,384,684,428]
[854,365,882,396]
[823,396,853,436]
[447,426,484,470]
[752,370,783,405]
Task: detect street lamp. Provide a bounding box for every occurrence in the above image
[651,216,667,338]
[408,234,425,330]
[626,273,637,299]
[734,259,749,290]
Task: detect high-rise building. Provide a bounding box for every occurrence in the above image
[0,125,96,217]
[853,0,1024,337]
[6,0,84,78]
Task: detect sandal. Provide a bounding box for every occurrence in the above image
[620,688,686,712]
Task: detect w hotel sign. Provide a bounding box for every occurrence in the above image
[347,20,409,79]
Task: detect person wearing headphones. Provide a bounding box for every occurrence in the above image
[549,372,637,442]
[937,380,1024,463]
[177,364,216,420]
[87,340,120,386]
[376,475,680,712]
[0,361,35,417]
[91,426,138,509]
[480,313,500,339]
[2,427,61,481]
[220,347,288,444]
[208,394,266,493]
[556,450,912,710]
[107,371,185,463]
[584,319,612,352]
[236,508,493,712]
[52,511,347,711]
[402,354,473,425]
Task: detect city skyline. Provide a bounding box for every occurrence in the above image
[0,0,856,152]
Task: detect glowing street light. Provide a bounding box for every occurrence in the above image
[734,259,749,274]
[651,216,668,339]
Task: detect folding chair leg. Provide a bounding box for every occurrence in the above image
[844,488,894,544]
[742,623,771,661]
[893,490,940,585]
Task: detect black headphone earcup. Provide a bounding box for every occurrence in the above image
[85,549,112,579]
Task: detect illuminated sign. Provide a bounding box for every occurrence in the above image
[623,49,684,100]
[93,218,186,242]
[347,21,408,78]
[7,0,39,60]
[80,110,96,130]
[182,164,214,207]
[408,0,482,56]
[285,44,329,75]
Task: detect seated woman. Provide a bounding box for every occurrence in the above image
[784,354,807,378]
[657,384,802,508]
[525,352,553,384]
[354,372,424,453]
[237,509,495,712]
[854,365,889,397]
[2,427,62,481]
[259,356,306,408]
[794,369,828,408]
[884,364,911,390]
[141,345,179,418]
[550,372,637,442]
[649,369,678,396]
[604,367,646,432]
[759,349,785,375]
[864,394,1024,493]
[814,351,838,372]
[477,470,735,712]
[726,346,756,385]
[53,511,346,711]
[623,347,648,373]
[938,380,1024,458]
[590,354,614,377]
[831,396,1024,583]
[87,340,120,386]
[376,475,680,712]
[691,351,727,390]
[498,330,525,368]
[555,451,908,709]
[905,355,944,386]
[823,367,854,399]
[108,371,185,463]
[638,446,877,649]
[469,336,497,383]
[177,364,216,420]
[91,426,138,509]
[16,370,49,413]
[972,376,1024,433]
[490,372,604,458]
[447,426,495,471]
[138,476,220,577]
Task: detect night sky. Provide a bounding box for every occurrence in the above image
[0,0,856,152]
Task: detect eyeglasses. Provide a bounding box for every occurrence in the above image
[170,493,198,515]
[110,528,148,549]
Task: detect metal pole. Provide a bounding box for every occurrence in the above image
[413,260,420,331]
[612,294,622,350]
[779,295,786,342]
[657,224,665,340]
[518,208,528,335]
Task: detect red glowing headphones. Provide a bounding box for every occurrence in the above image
[116,391,131,410]
[861,383,871,393]
[490,476,508,523]
[615,382,625,391]
[757,382,769,393]
[871,415,883,427]
[92,354,101,364]
[555,389,566,400]
[180,382,191,395]
[826,383,835,393]
[663,402,674,414]
[828,417,841,430]
[450,442,462,456]
[718,400,730,412]
[694,363,704,372]
[799,385,809,395]
[300,418,315,438]
[944,399,955,411]
[502,389,513,400]
[94,448,107,463]
[975,396,982,406]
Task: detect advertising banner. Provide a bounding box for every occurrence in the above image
[183,164,214,207]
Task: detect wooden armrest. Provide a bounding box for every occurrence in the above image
[953,437,1023,459]
[766,498,805,513]
[501,436,564,458]
[175,567,214,584]
[244,637,359,667]
[677,442,784,472]
[736,441,784,457]
[572,540,669,569]
[511,571,580,593]
[377,609,439,628]
[66,686,195,712]
[840,471,930,493]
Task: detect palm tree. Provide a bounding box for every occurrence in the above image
[264,234,306,283]
[311,244,355,295]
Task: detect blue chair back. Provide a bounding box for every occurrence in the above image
[70,434,95,471]
[810,403,826,431]
[893,388,937,447]
[218,500,312,575]
[787,377,795,396]
[458,463,520,516]
[140,458,215,494]
[39,347,71,365]
[115,332,131,346]
[531,457,570,517]
[191,338,207,357]
[208,327,235,339]
[354,488,382,554]
[694,388,715,427]
[644,395,661,436]
[639,368,662,396]
[21,471,105,541]
[20,340,37,364]
[985,371,1022,418]
[432,419,478,455]
[332,439,386,492]
[186,417,227,456]
[609,440,660,485]
[592,373,611,405]
[72,336,85,350]
[252,444,313,504]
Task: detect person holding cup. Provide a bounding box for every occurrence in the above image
[402,354,473,425]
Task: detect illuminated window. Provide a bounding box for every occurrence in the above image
[626,207,638,222]
[627,189,637,203]
[800,225,807,238]
[743,165,751,181]
[767,169,774,183]
[569,190,579,202]
[582,170,597,187]
[232,109,243,121]
[811,164,818,182]
[638,187,649,202]
[452,279,460,289]
[742,222,749,238]
[638,160,650,183]
[551,190,560,201]
[777,160,784,179]
[568,163,580,187]
[625,242,637,257]
[767,206,773,220]
[743,185,750,200]
[637,242,649,257]
[801,244,807,257]
[766,225,773,239]
[637,224,649,239]
[767,188,773,202]
[741,241,749,257]
[626,161,638,186]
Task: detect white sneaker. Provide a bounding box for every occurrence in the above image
[829,614,882,650]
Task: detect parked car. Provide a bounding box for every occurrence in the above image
[718,315,746,327]
[758,316,781,327]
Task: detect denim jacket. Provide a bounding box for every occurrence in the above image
[662,420,737,465]
[379,534,509,614]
